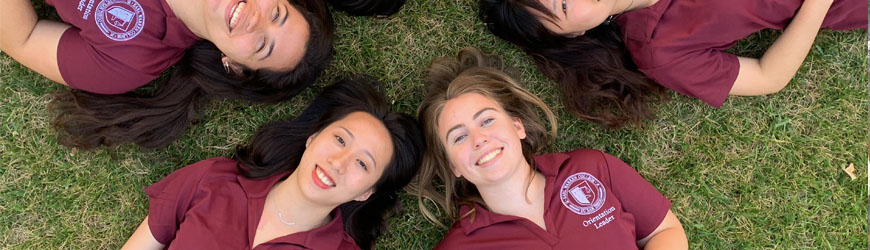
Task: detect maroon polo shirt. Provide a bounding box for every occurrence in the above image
[435,149,671,249]
[145,157,361,250]
[46,0,200,94]
[616,0,868,107]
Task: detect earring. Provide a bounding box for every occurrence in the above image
[221,53,230,74]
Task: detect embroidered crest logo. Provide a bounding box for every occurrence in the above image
[560,172,606,215]
[94,0,145,41]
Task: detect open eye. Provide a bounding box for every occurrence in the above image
[562,0,567,14]
[453,134,466,144]
[335,135,346,147]
[481,118,494,127]
[356,159,368,171]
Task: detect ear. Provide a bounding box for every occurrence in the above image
[306,132,319,148]
[354,189,374,201]
[512,117,527,140]
[221,56,245,76]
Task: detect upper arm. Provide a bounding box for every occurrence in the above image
[3,19,71,85]
[730,56,787,96]
[636,210,688,249]
[121,216,166,250]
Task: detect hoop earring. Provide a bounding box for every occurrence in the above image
[221,53,231,74]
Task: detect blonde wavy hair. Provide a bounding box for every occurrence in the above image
[413,47,557,227]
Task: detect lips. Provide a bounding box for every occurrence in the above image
[226,0,247,32]
[475,147,503,167]
[312,165,336,189]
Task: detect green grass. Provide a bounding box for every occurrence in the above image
[1,0,867,249]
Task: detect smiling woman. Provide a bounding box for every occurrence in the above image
[120,76,425,250]
[16,0,336,149]
[479,0,867,128]
[414,48,687,249]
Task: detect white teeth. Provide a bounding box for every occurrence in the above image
[315,167,334,187]
[476,148,502,165]
[229,2,246,30]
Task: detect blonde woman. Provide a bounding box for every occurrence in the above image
[415,48,687,249]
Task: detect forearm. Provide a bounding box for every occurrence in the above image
[758,0,833,86]
[641,227,688,250]
[0,0,39,50]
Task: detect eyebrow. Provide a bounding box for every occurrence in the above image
[444,107,497,141]
[341,126,377,169]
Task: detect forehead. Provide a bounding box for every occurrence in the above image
[327,112,394,165]
[263,2,311,71]
[437,93,504,132]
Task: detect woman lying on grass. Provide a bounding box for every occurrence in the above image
[1,0,334,149]
[415,48,687,249]
[479,0,867,127]
[122,76,424,250]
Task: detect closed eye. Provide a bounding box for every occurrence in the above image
[256,37,266,53]
[272,6,280,22]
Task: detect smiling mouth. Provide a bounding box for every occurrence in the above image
[476,148,503,166]
[313,165,336,188]
[228,1,247,32]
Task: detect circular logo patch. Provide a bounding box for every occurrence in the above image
[560,172,606,215]
[94,0,145,41]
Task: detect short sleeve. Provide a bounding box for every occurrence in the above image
[144,159,216,245]
[56,28,156,94]
[639,49,739,108]
[600,152,671,240]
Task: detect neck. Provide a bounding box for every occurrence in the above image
[614,0,656,15]
[267,173,334,230]
[476,161,546,218]
[164,0,210,39]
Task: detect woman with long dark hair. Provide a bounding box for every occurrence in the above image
[479,0,866,127]
[1,0,334,149]
[415,48,686,249]
[121,76,425,250]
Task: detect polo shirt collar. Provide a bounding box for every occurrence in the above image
[159,0,202,48]
[615,0,671,41]
[458,203,525,235]
[457,153,573,235]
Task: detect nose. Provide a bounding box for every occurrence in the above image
[327,150,351,175]
[245,6,262,32]
[471,129,488,150]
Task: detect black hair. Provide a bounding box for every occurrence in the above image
[326,0,406,16]
[479,0,664,128]
[235,76,425,250]
[50,0,335,149]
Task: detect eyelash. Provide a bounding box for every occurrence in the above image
[256,37,266,53]
[357,159,368,170]
[453,118,495,144]
[562,0,567,14]
[335,135,345,147]
[272,7,280,22]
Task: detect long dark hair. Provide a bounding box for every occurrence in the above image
[479,0,664,128]
[235,76,425,250]
[326,0,406,16]
[49,0,335,149]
